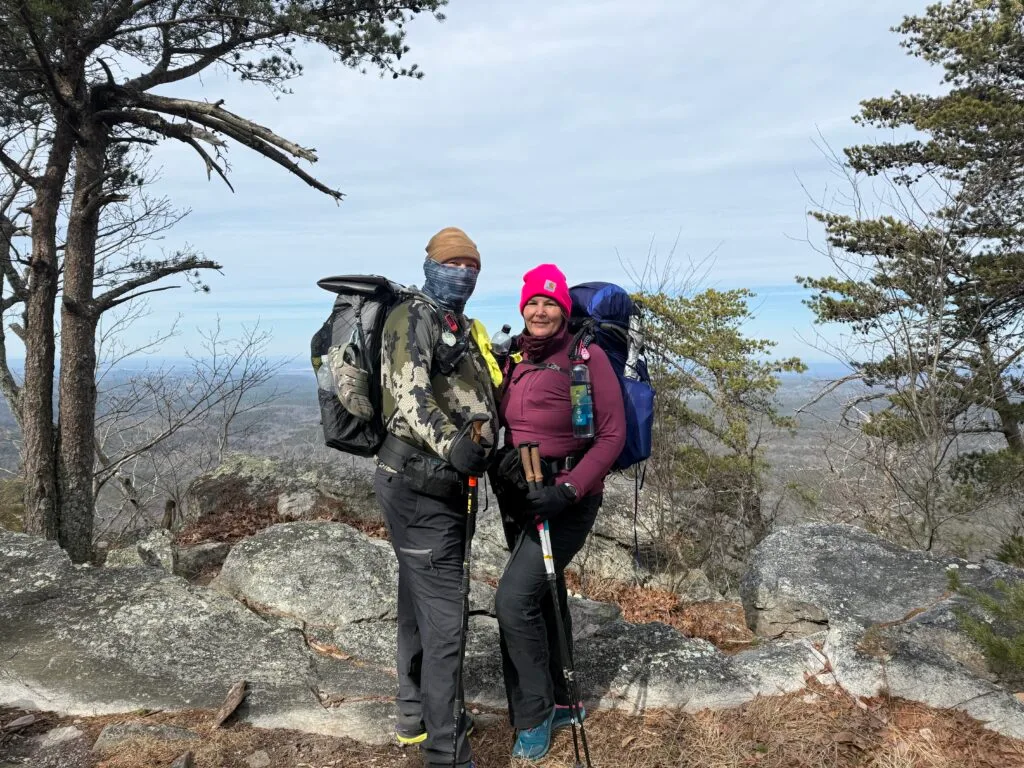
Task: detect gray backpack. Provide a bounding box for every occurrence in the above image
[311,275,407,457]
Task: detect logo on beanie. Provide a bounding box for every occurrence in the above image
[544,280,557,292]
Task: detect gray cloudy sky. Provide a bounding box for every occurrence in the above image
[80,0,941,365]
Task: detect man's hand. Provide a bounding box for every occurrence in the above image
[447,432,489,476]
[526,484,576,522]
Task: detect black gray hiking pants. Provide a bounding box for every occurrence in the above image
[374,466,472,768]
[494,495,601,729]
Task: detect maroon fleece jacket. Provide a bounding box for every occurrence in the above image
[499,332,626,497]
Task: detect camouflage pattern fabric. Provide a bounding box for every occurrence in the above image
[380,298,499,459]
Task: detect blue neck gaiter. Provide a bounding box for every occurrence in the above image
[422,257,479,313]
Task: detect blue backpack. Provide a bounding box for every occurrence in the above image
[568,282,655,471]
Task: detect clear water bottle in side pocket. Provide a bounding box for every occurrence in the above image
[316,361,335,394]
[491,324,513,357]
[570,361,595,439]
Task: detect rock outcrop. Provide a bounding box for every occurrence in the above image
[0,529,398,744]
[741,523,1024,737]
[4,502,1024,744]
[181,454,379,530]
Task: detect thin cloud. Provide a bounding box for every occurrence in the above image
[7,1,941,362]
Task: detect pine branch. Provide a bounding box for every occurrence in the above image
[16,1,68,110]
[102,283,179,311]
[100,109,235,190]
[93,257,221,316]
[131,94,342,199]
[98,108,226,147]
[0,145,36,188]
[138,94,316,162]
[83,0,169,53]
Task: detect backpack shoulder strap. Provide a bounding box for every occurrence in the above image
[571,320,597,363]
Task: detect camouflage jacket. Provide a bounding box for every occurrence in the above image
[380,297,499,460]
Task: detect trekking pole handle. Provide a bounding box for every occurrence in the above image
[518,442,539,490]
[467,416,486,486]
[529,443,544,490]
[536,520,557,578]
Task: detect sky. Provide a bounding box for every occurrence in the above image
[16,0,945,368]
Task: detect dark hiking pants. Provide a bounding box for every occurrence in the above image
[494,494,601,729]
[374,466,472,768]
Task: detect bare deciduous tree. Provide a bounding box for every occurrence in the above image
[91,317,287,542]
[0,0,445,560]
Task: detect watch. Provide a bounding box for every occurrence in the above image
[563,482,579,500]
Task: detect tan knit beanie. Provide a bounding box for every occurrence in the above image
[425,226,481,269]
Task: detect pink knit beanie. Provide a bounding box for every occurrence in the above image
[519,263,571,316]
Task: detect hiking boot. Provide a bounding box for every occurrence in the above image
[395,714,476,746]
[552,703,586,731]
[395,723,427,746]
[511,708,555,761]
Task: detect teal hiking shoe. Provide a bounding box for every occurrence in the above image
[552,703,586,731]
[512,708,555,761]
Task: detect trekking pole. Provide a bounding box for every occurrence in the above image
[452,417,486,768]
[537,520,593,768]
[532,444,592,768]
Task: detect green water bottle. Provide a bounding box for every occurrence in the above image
[570,361,595,439]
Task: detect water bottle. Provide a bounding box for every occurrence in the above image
[491,324,513,357]
[315,363,335,394]
[570,362,595,439]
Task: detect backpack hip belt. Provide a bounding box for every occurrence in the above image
[378,433,465,498]
[541,451,587,477]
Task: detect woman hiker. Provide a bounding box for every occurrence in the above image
[490,263,626,761]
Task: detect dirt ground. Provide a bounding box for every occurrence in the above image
[3,681,1024,768]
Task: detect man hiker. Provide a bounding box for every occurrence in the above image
[373,226,500,768]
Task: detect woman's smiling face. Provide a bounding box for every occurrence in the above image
[522,296,563,338]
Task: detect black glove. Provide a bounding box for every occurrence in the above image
[447,432,489,476]
[526,484,577,522]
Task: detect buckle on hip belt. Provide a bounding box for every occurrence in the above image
[378,433,425,472]
[542,452,585,477]
[378,433,465,498]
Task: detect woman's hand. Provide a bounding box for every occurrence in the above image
[526,483,577,521]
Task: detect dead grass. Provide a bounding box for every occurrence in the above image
[174,491,387,548]
[6,686,1022,768]
[565,571,757,652]
[0,477,25,532]
[173,486,281,546]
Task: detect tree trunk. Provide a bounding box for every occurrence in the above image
[21,123,75,540]
[0,216,23,432]
[57,125,106,563]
